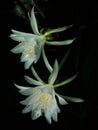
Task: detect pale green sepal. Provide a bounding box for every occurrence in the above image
[46,38,76,46]
[42,49,53,73]
[62,96,84,103]
[45,25,73,36]
[55,72,78,87]
[24,75,43,86]
[48,60,58,85]
[29,7,40,35]
[14,83,29,90]
[31,66,44,83]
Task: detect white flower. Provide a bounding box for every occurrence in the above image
[14,60,83,124]
[10,7,75,69]
[15,84,64,124]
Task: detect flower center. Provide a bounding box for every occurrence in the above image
[39,93,52,109]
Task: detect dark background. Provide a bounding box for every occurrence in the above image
[1,0,98,129]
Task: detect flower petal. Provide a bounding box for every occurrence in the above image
[29,7,40,35]
[31,110,42,120]
[44,110,52,124]
[22,105,33,113]
[10,30,36,42]
[56,94,68,105]
[24,59,35,69]
[14,83,30,91]
[14,83,39,96]
[52,111,58,122]
[10,43,25,54]
[20,93,41,106]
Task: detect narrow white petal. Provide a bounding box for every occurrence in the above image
[48,59,59,84]
[22,105,32,113]
[44,111,52,124]
[20,89,34,96]
[11,29,36,38]
[52,111,58,122]
[24,75,43,86]
[19,87,42,96]
[10,43,24,54]
[9,34,25,41]
[14,83,29,90]
[24,59,34,69]
[56,94,68,105]
[46,38,76,46]
[49,101,58,122]
[20,53,28,62]
[10,29,37,42]
[11,29,30,35]
[20,96,33,105]
[31,110,41,120]
[14,84,38,96]
[56,105,61,113]
[20,94,41,106]
[29,7,40,35]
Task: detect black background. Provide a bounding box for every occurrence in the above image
[1,0,98,129]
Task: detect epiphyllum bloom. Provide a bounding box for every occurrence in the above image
[15,60,83,124]
[10,7,75,69]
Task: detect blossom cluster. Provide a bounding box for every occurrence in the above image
[9,0,83,124]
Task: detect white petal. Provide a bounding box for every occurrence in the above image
[20,93,42,106]
[52,111,58,122]
[48,59,58,84]
[20,95,34,105]
[24,59,34,69]
[44,110,52,124]
[19,88,34,95]
[10,30,36,42]
[50,102,58,122]
[56,93,68,105]
[29,7,40,35]
[14,83,29,90]
[14,84,39,96]
[20,53,29,62]
[31,110,41,120]
[9,34,25,41]
[22,105,32,113]
[56,105,61,113]
[19,87,41,96]
[11,29,36,38]
[10,43,25,54]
